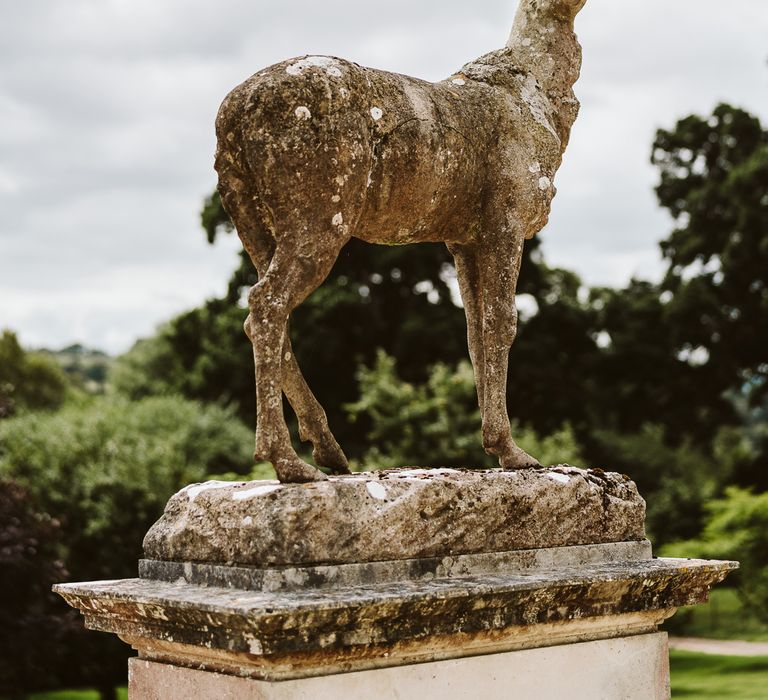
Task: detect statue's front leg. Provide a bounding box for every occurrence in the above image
[477,221,540,470]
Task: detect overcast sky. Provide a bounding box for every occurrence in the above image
[1,0,766,354]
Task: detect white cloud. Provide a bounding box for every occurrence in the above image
[1,0,766,353]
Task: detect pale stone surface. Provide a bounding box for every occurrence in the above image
[143,466,647,567]
[128,632,671,700]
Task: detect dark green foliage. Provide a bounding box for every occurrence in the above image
[0,478,73,696]
[0,478,137,699]
[506,265,600,438]
[589,425,724,546]
[110,301,255,424]
[652,104,768,409]
[589,281,707,439]
[200,189,233,245]
[0,396,253,581]
[0,397,254,697]
[662,487,768,623]
[0,330,71,418]
[289,239,469,453]
[713,413,768,492]
[347,351,583,470]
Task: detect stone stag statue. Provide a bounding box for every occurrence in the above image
[214,0,588,483]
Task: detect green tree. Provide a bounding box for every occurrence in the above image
[506,265,600,439]
[0,479,74,698]
[0,395,255,581]
[652,103,768,415]
[590,425,726,545]
[347,351,583,470]
[110,302,255,422]
[662,487,768,622]
[0,395,256,698]
[46,344,112,394]
[0,478,125,700]
[0,330,70,418]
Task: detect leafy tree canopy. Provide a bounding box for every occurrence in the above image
[662,486,768,622]
[0,329,71,418]
[0,395,254,581]
[652,104,768,406]
[347,351,584,470]
[0,397,255,697]
[0,479,76,697]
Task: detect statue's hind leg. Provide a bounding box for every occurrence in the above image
[448,242,486,414]
[247,233,349,483]
[236,217,348,476]
[281,331,350,474]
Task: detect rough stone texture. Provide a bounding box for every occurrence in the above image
[143,466,646,567]
[121,611,673,681]
[55,557,734,680]
[214,0,589,482]
[139,540,653,592]
[128,632,670,699]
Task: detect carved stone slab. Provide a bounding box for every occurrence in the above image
[143,466,646,567]
[139,540,653,592]
[54,557,736,680]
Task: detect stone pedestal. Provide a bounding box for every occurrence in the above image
[54,467,736,699]
[127,633,670,699]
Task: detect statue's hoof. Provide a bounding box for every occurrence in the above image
[500,445,541,470]
[313,442,351,475]
[274,457,328,483]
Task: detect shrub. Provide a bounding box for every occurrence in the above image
[0,329,70,418]
[662,487,768,623]
[0,395,254,581]
[0,395,255,697]
[346,351,584,470]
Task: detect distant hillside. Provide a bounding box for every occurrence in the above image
[43,344,112,394]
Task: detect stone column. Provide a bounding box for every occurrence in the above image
[55,467,736,699]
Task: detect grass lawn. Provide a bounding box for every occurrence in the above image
[665,587,768,642]
[670,650,768,699]
[28,690,127,700]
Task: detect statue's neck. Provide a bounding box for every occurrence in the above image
[501,1,583,146]
[506,2,582,98]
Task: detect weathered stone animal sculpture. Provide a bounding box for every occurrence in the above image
[215,0,587,483]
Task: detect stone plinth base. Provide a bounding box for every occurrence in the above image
[129,632,670,700]
[54,468,737,700]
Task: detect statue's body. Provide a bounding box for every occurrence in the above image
[215,0,588,482]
